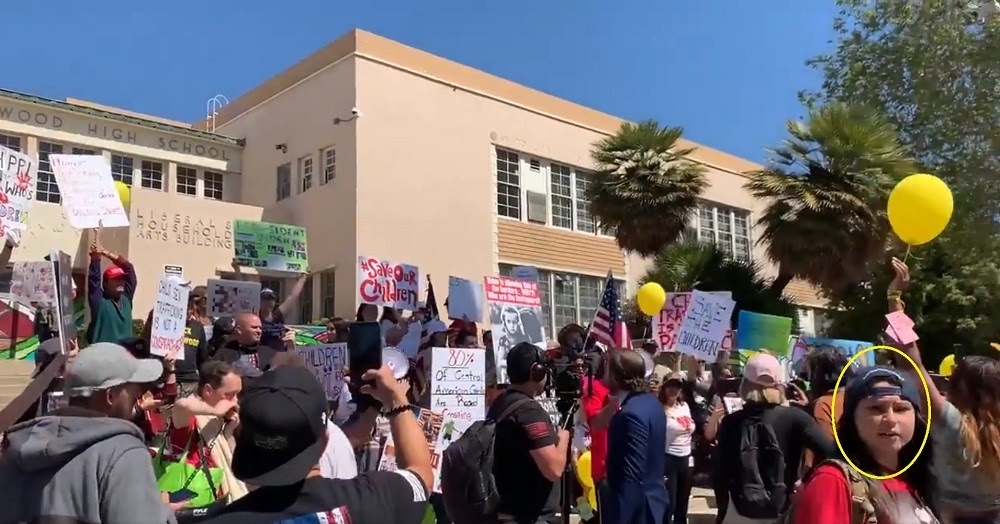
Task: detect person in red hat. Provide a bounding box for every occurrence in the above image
[85,242,137,344]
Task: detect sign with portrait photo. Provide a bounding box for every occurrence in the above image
[483,275,546,384]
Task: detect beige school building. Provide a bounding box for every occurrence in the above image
[0,28,827,336]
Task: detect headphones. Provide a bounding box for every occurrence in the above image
[529,345,549,383]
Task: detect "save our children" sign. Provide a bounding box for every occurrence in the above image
[357,256,420,310]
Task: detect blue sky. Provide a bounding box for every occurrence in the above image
[7,0,838,163]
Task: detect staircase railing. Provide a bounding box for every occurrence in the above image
[0,354,66,433]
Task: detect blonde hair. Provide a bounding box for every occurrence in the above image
[739,380,785,405]
[951,356,1000,485]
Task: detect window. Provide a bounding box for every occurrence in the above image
[140,160,163,190]
[321,147,336,184]
[693,202,752,261]
[498,264,623,336]
[0,134,21,152]
[494,148,602,235]
[550,163,573,229]
[111,154,134,186]
[276,163,291,201]
[299,155,314,193]
[575,170,596,233]
[496,148,520,219]
[36,141,64,203]
[299,275,314,323]
[204,171,224,201]
[176,166,197,196]
[320,269,336,319]
[71,147,95,155]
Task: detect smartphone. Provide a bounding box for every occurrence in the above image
[348,321,382,387]
[168,489,196,504]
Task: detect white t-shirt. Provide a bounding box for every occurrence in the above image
[665,402,695,457]
[319,421,359,480]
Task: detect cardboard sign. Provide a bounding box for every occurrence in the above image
[357,256,420,310]
[151,276,189,359]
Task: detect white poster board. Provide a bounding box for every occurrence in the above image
[446,276,485,323]
[0,145,38,245]
[10,261,56,307]
[356,256,420,310]
[207,279,261,316]
[430,347,486,425]
[297,343,348,400]
[676,290,737,360]
[48,155,129,229]
[151,276,190,359]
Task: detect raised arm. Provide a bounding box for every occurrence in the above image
[887,258,944,418]
[278,273,309,317]
[229,258,246,281]
[87,243,104,314]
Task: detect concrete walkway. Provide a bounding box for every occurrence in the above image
[564,487,718,523]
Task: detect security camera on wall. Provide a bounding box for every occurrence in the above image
[351,107,361,117]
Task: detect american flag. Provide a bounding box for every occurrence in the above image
[421,275,440,343]
[589,271,631,348]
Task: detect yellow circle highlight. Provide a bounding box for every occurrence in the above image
[830,345,932,480]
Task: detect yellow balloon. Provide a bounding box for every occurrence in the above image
[575,452,597,508]
[114,180,131,209]
[887,174,953,246]
[939,354,957,377]
[637,282,667,316]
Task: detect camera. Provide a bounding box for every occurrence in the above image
[545,347,588,418]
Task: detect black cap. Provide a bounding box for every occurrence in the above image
[213,316,236,337]
[231,366,327,486]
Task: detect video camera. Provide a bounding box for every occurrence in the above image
[544,346,593,419]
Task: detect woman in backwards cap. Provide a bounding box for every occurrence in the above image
[789,366,938,524]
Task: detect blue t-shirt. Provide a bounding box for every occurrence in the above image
[260,309,286,351]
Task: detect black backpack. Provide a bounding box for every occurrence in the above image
[728,411,788,519]
[440,397,533,524]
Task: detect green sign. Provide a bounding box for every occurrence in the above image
[233,219,308,273]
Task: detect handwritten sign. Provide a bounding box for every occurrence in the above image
[676,290,736,360]
[151,276,189,359]
[207,279,261,316]
[11,261,56,307]
[357,256,420,310]
[483,276,542,307]
[652,292,734,352]
[48,155,129,229]
[431,347,486,424]
[234,219,309,273]
[379,408,444,481]
[0,145,37,244]
[297,343,348,400]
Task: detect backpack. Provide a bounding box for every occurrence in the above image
[440,397,533,524]
[727,411,788,519]
[776,459,877,524]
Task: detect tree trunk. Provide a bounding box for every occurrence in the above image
[770,269,794,296]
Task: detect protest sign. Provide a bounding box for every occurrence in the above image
[297,343,348,400]
[207,279,261,316]
[885,311,919,345]
[446,276,484,322]
[379,408,445,485]
[798,336,876,367]
[50,250,76,354]
[431,347,486,424]
[652,291,734,352]
[676,290,736,360]
[0,145,37,245]
[151,276,189,359]
[735,311,794,355]
[10,261,56,307]
[233,219,308,273]
[484,275,546,384]
[357,256,420,310]
[48,155,129,229]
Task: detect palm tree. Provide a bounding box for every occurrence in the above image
[641,240,800,327]
[588,121,708,256]
[745,102,915,295]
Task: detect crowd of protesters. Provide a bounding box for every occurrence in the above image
[0,242,998,524]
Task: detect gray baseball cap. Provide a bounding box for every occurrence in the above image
[63,343,164,397]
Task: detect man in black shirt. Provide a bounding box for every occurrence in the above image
[212,313,279,374]
[203,364,432,524]
[490,342,571,524]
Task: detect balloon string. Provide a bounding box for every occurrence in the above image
[903,245,912,264]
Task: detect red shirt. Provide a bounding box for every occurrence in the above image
[581,377,611,481]
[163,415,217,468]
[793,464,917,524]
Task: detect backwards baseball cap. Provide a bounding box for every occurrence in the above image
[260,288,277,299]
[744,353,783,387]
[103,266,125,280]
[63,343,163,397]
[231,365,327,486]
[845,366,922,415]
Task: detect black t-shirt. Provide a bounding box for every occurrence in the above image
[489,389,560,522]
[714,403,836,489]
[202,471,428,524]
[174,320,209,383]
[213,340,280,372]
